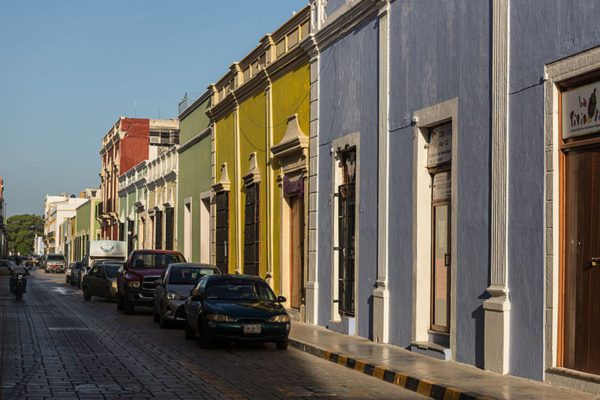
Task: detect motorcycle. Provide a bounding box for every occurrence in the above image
[14,274,25,301]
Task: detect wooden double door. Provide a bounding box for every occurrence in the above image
[563,146,600,374]
[289,195,305,310]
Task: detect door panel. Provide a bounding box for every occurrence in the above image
[432,203,450,332]
[290,196,305,310]
[564,147,600,374]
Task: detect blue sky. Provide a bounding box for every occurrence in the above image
[0,0,307,217]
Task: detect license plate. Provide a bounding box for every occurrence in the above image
[243,324,261,334]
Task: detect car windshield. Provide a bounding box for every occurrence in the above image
[169,267,215,285]
[131,253,185,269]
[105,265,120,278]
[47,255,65,262]
[205,279,276,301]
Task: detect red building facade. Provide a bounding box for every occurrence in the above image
[99,118,150,240]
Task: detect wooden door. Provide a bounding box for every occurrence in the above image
[290,196,305,309]
[564,147,600,374]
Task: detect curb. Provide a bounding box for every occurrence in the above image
[289,338,496,400]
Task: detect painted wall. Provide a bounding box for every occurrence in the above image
[317,15,379,338]
[177,97,212,263]
[507,0,600,380]
[215,111,238,272]
[272,64,311,295]
[388,0,491,369]
[238,91,268,277]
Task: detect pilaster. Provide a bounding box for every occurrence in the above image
[372,0,390,344]
[304,32,320,325]
[484,0,511,375]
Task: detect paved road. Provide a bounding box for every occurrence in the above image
[0,270,425,400]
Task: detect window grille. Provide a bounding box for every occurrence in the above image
[338,148,356,317]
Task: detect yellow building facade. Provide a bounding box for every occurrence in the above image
[209,7,312,318]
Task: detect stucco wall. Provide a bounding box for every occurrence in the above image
[317,15,379,338]
[508,0,600,380]
[177,98,212,263]
[386,0,491,368]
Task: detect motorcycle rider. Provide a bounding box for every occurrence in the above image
[10,258,29,294]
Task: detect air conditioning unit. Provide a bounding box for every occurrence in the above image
[149,136,161,144]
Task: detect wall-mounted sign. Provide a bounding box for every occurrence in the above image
[427,123,452,168]
[562,81,600,139]
[432,172,451,201]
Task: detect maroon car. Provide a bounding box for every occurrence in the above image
[117,250,185,314]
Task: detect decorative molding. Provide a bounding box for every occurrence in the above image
[271,114,309,176]
[242,152,261,186]
[178,127,212,154]
[373,0,390,345]
[212,162,231,193]
[484,0,511,375]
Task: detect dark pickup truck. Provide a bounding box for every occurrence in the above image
[117,250,185,314]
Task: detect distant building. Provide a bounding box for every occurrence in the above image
[33,235,44,256]
[43,194,91,255]
[99,117,179,240]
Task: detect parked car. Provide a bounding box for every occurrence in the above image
[45,254,67,273]
[68,262,83,286]
[153,263,220,328]
[183,274,290,349]
[0,260,16,276]
[79,259,115,289]
[82,262,120,301]
[117,250,186,314]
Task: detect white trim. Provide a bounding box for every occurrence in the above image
[199,191,211,264]
[330,132,360,330]
[484,0,511,375]
[373,0,390,345]
[183,197,192,262]
[412,98,458,357]
[543,46,600,395]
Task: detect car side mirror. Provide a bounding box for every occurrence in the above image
[277,296,287,303]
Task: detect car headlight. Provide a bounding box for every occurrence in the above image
[268,314,290,323]
[166,291,186,301]
[111,281,117,289]
[205,314,235,322]
[127,281,141,288]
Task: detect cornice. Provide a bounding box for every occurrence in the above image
[315,0,380,51]
[267,44,310,82]
[178,89,212,120]
[242,153,261,186]
[212,163,231,193]
[178,126,212,154]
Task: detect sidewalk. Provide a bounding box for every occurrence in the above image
[288,321,597,400]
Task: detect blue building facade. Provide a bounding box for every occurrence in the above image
[304,0,600,395]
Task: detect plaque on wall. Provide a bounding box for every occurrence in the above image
[427,123,452,168]
[562,81,600,139]
[432,172,451,201]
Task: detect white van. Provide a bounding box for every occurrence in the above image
[79,240,128,288]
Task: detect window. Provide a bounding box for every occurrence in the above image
[337,148,356,317]
[131,253,184,269]
[215,191,229,273]
[183,200,192,261]
[244,183,260,276]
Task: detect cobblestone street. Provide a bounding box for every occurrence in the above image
[0,270,424,400]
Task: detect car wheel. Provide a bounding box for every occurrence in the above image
[276,339,289,350]
[153,309,160,323]
[117,294,124,311]
[83,287,91,301]
[123,295,135,315]
[159,313,170,329]
[184,321,195,340]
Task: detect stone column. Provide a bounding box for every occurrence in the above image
[484,0,511,375]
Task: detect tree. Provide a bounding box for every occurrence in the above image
[6,214,44,255]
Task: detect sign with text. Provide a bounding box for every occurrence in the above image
[427,123,452,168]
[433,172,451,201]
[562,81,600,139]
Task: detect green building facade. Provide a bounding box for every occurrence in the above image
[176,91,213,263]
[74,199,101,261]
